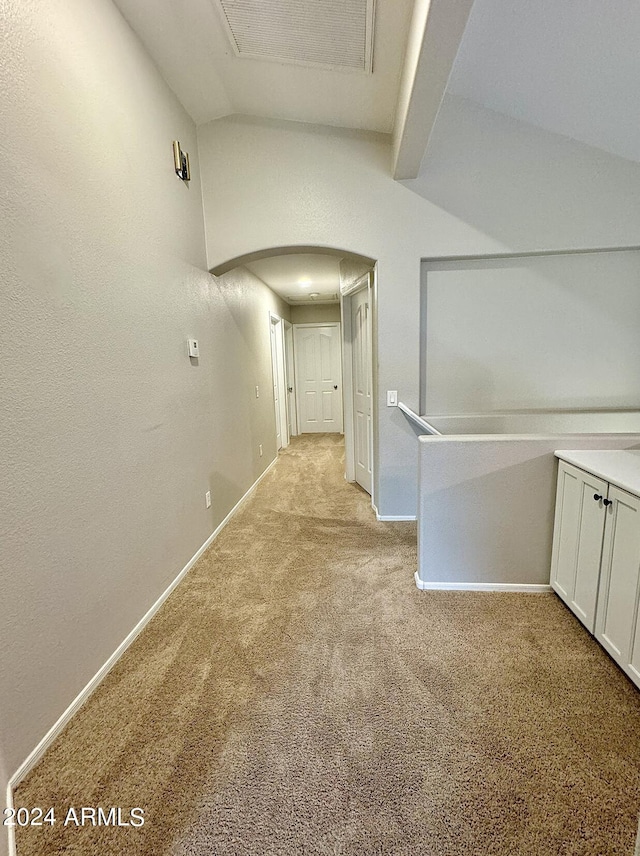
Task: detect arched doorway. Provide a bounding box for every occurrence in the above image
[212,246,377,503]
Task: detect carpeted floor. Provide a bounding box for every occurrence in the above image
[14,434,640,855]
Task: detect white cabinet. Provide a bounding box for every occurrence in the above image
[551,457,640,690]
[595,486,640,680]
[550,461,608,632]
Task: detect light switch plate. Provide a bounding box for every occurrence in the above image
[387,390,398,407]
[188,338,199,358]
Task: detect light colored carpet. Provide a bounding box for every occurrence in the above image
[15,434,640,855]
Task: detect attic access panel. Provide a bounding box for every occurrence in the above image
[214,0,375,73]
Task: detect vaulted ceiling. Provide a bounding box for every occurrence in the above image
[111,0,640,180]
[447,0,640,164]
[112,0,414,132]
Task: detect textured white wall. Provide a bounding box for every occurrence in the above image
[290,304,341,324]
[197,101,640,517]
[416,94,640,251]
[339,258,372,291]
[197,116,502,518]
[424,251,640,414]
[0,0,287,837]
[417,433,640,587]
[448,0,640,164]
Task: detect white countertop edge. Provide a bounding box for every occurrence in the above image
[555,450,640,497]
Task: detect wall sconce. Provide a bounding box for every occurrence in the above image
[173,141,190,182]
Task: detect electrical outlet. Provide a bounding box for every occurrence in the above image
[205,490,211,508]
[259,444,263,457]
[255,385,259,398]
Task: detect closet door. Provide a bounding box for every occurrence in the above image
[294,324,343,434]
[352,286,372,494]
[595,486,640,670]
[550,461,607,632]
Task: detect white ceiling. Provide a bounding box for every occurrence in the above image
[447,0,640,163]
[245,253,341,304]
[112,0,414,132]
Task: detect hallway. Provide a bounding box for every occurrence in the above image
[15,436,640,855]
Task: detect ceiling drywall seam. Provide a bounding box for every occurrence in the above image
[392,0,475,180]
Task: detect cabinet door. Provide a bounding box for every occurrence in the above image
[595,486,640,675]
[550,461,608,632]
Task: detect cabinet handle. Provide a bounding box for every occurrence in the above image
[593,494,603,502]
[603,498,613,507]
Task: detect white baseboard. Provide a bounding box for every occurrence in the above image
[6,457,278,826]
[414,572,552,593]
[370,504,415,522]
[5,780,15,856]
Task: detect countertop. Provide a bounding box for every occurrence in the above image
[555,450,640,496]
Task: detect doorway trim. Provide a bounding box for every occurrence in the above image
[269,312,289,450]
[283,319,297,438]
[341,270,376,509]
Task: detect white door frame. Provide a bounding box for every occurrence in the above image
[269,312,289,449]
[293,322,343,434]
[341,269,376,508]
[283,319,298,437]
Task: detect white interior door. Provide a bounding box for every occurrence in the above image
[270,315,288,450]
[270,319,282,450]
[352,287,372,494]
[284,321,297,437]
[294,324,343,433]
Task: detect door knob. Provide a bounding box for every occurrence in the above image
[334,384,338,389]
[593,494,603,501]
[603,498,613,507]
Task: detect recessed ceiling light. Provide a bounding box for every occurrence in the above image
[298,277,311,286]
[309,292,320,299]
